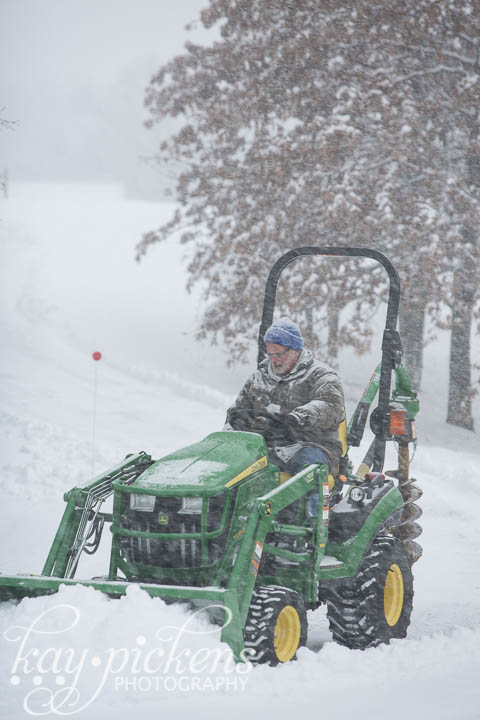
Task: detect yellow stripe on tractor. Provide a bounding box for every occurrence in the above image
[225,456,268,487]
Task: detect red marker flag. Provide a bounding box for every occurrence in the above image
[91,351,102,475]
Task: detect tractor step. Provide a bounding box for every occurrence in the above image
[319,555,344,569]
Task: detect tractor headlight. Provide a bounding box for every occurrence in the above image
[129,493,156,512]
[178,496,204,515]
[349,487,365,505]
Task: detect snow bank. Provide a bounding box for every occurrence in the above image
[1,585,478,720]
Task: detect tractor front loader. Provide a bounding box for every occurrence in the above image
[0,248,421,664]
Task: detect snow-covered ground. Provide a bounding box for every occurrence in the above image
[0,183,479,719]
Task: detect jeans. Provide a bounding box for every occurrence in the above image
[288,447,329,475]
[288,447,329,519]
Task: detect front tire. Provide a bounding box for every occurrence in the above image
[244,585,308,664]
[325,535,413,649]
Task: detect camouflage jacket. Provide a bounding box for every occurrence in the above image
[226,349,345,472]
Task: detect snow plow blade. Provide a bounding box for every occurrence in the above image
[0,574,228,603]
[0,575,245,658]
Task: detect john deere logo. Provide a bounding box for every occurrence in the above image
[158,513,169,525]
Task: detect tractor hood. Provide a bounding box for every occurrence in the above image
[131,431,268,495]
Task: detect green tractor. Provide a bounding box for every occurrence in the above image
[0,248,422,664]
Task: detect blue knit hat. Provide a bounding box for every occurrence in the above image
[264,316,303,351]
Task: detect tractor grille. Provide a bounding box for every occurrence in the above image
[119,494,226,570]
[126,513,203,567]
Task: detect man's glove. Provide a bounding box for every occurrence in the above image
[252,415,270,431]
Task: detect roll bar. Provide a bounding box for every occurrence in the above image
[257,247,403,473]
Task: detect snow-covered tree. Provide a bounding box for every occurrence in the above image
[138,1,395,365]
[139,0,480,426]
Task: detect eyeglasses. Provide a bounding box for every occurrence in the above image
[267,347,291,359]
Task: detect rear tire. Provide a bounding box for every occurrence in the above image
[325,535,413,649]
[244,585,308,664]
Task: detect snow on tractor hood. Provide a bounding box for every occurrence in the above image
[131,431,268,495]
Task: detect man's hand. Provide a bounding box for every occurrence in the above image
[228,408,277,434]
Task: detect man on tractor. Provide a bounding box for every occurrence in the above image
[226,316,345,477]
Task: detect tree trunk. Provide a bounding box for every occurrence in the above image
[327,297,339,367]
[305,306,315,350]
[398,294,426,392]
[446,267,475,431]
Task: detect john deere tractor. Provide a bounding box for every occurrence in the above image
[0,248,422,664]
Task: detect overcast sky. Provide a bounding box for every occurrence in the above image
[0,0,212,195]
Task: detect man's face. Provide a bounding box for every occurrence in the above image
[266,342,300,375]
